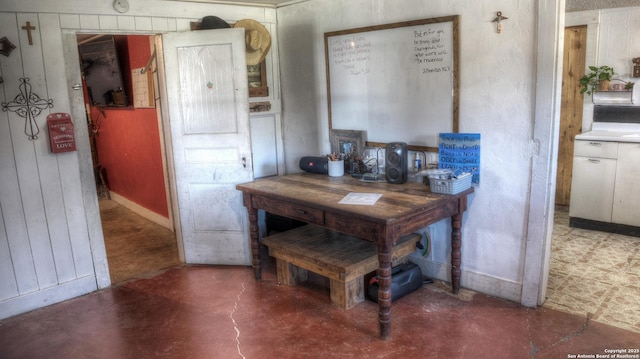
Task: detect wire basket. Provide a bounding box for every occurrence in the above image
[428,172,473,195]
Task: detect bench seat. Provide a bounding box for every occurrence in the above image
[261,224,420,309]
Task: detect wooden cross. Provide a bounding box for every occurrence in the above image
[22,21,36,45]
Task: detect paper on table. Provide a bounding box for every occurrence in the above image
[338,192,383,205]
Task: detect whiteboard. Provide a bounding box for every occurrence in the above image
[325,16,459,152]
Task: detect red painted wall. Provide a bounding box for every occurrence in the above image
[91,35,168,218]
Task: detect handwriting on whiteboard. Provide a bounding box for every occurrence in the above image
[329,36,372,76]
[414,28,450,74]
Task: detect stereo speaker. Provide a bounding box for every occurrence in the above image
[299,156,328,174]
[385,142,408,184]
[367,262,423,303]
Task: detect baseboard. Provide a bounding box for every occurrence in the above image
[408,252,522,303]
[570,216,640,237]
[109,192,173,230]
[0,275,97,320]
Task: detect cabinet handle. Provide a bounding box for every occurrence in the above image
[588,142,602,147]
[588,159,600,163]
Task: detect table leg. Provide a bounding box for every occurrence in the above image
[248,207,261,280]
[451,212,462,294]
[377,246,392,339]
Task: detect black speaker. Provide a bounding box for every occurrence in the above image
[367,262,423,303]
[299,156,328,174]
[385,142,408,184]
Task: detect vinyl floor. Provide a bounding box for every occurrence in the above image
[544,205,640,334]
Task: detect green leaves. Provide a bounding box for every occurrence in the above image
[579,65,615,95]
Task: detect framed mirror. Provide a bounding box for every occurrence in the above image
[325,15,459,152]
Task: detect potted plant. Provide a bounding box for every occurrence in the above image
[579,65,615,95]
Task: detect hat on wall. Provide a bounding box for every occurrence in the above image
[201,16,230,29]
[233,19,271,65]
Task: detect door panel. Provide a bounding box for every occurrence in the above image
[250,115,279,178]
[163,28,253,265]
[556,26,587,206]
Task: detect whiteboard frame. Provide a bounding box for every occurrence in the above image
[325,15,459,152]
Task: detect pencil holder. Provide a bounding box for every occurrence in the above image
[328,160,344,177]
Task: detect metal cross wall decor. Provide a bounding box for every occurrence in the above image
[1,78,54,140]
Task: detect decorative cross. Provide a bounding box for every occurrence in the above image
[492,11,508,34]
[1,78,54,140]
[22,21,36,45]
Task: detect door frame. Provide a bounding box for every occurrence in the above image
[63,30,182,288]
[521,0,565,307]
[523,8,601,307]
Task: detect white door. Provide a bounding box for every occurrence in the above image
[162,28,253,265]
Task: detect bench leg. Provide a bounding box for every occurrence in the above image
[276,259,308,285]
[331,277,364,309]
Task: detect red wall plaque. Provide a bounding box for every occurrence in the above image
[47,112,77,153]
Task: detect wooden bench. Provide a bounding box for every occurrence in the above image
[261,224,421,309]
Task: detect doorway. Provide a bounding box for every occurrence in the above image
[77,33,181,284]
[546,24,640,334]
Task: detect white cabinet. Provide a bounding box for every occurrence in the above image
[569,140,618,222]
[612,143,640,226]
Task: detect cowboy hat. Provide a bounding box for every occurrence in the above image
[233,19,271,65]
[200,16,230,29]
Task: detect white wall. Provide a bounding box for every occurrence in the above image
[597,7,640,102]
[277,0,563,303]
[568,7,640,132]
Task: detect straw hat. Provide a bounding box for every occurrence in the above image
[233,19,271,65]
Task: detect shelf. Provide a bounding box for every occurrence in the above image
[592,90,634,105]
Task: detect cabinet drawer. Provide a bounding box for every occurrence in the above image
[252,195,324,225]
[573,140,618,158]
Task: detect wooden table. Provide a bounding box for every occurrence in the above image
[236,173,473,339]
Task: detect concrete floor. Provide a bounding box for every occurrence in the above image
[1,258,639,358]
[1,201,639,358]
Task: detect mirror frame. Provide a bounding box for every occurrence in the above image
[325,15,459,152]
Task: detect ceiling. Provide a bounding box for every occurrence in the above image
[179,0,634,11]
[170,0,302,8]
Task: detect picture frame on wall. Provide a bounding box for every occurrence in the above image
[330,129,367,156]
[248,60,268,97]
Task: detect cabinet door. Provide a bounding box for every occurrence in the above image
[569,156,617,222]
[612,143,640,226]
